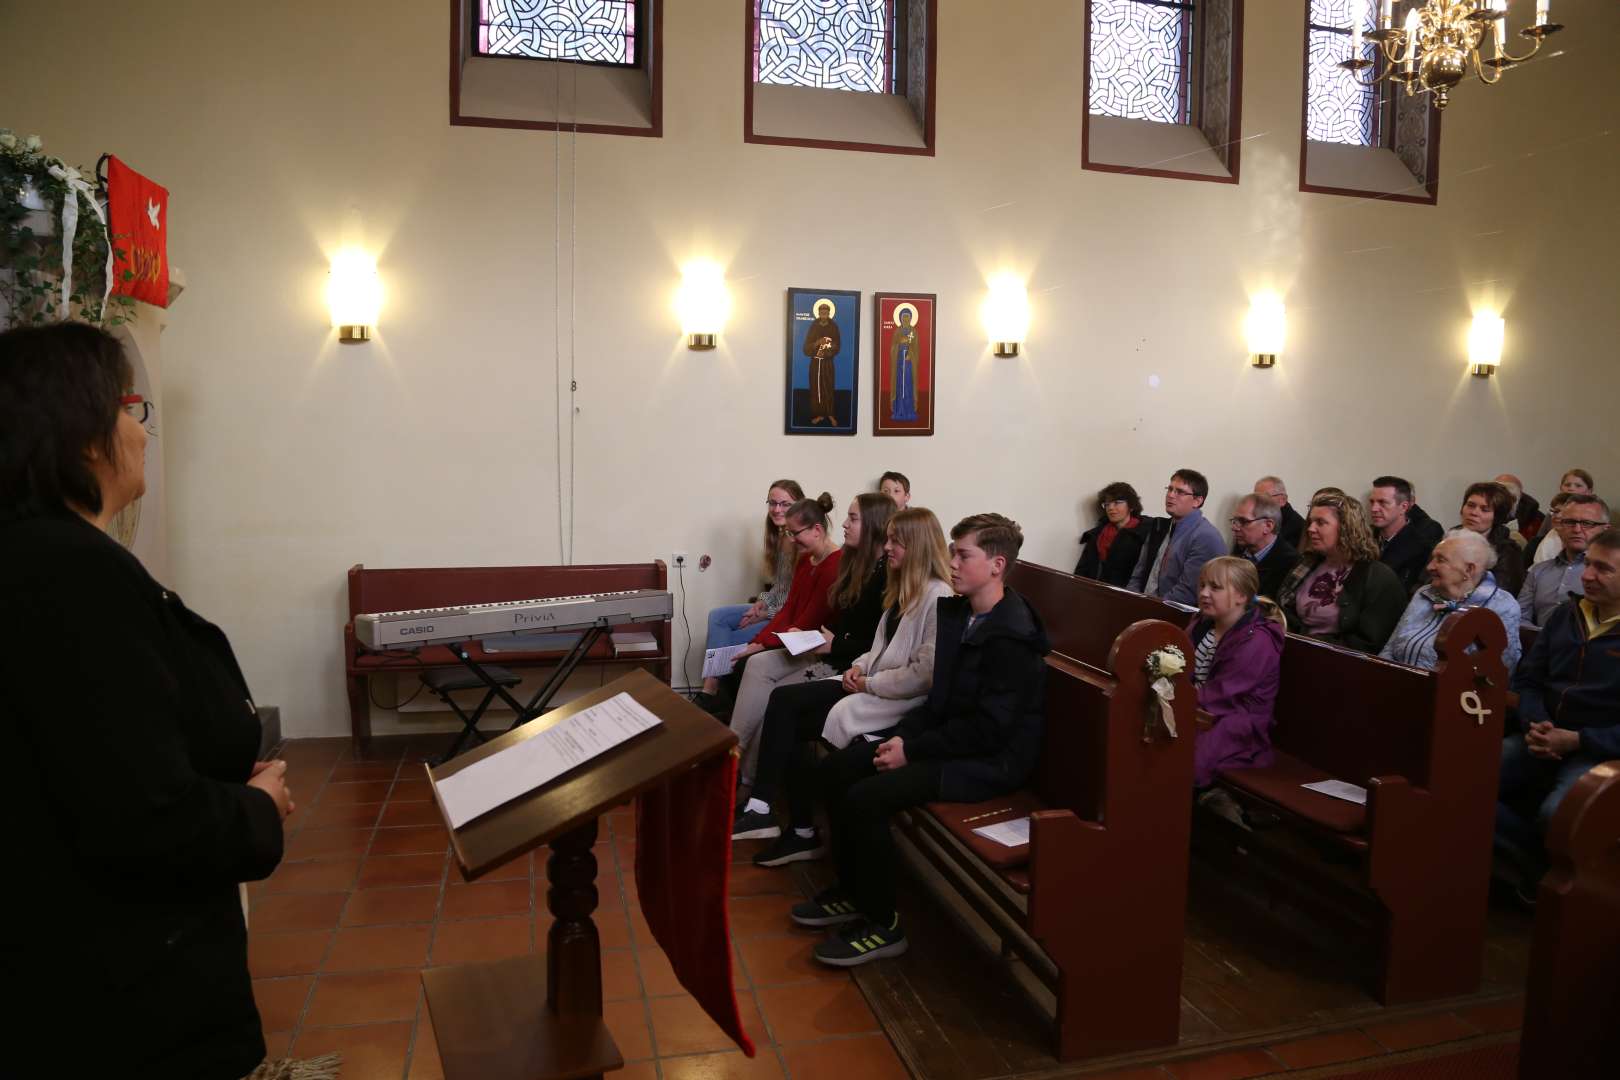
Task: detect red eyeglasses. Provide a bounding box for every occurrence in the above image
[120,394,154,424]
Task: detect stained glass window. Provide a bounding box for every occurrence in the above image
[1089,0,1195,125]
[477,0,638,65]
[1306,0,1382,146]
[754,1,896,94]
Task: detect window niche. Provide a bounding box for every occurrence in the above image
[1083,0,1245,184]
[450,0,662,137]
[1299,0,1440,204]
[745,0,937,156]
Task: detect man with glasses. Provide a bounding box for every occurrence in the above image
[1229,493,1299,600]
[1253,475,1304,549]
[1518,494,1610,627]
[1129,468,1225,606]
[1368,475,1444,594]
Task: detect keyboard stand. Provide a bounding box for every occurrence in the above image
[439,627,608,755]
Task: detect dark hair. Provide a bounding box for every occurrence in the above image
[1371,476,1415,504]
[1463,481,1515,526]
[1561,493,1610,517]
[0,322,134,518]
[830,492,896,609]
[1563,468,1595,492]
[878,470,910,495]
[1172,468,1209,500]
[761,479,806,579]
[787,491,836,533]
[1096,481,1141,518]
[951,512,1024,565]
[1589,526,1620,554]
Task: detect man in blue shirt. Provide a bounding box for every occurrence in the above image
[1518,494,1608,626]
[1130,468,1227,607]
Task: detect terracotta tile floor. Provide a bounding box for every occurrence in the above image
[251,736,911,1080]
[255,737,1524,1079]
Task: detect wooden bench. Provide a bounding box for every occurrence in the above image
[344,561,671,749]
[895,614,1196,1060]
[1010,561,1512,1006]
[1519,760,1620,1079]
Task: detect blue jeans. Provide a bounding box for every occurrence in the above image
[705,603,759,651]
[1494,733,1601,875]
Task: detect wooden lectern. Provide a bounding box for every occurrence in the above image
[422,669,736,1080]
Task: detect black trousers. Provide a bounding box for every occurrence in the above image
[752,678,848,827]
[816,739,943,925]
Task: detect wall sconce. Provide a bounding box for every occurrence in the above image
[1245,295,1285,368]
[676,261,729,350]
[1468,312,1504,377]
[982,273,1030,358]
[327,249,382,343]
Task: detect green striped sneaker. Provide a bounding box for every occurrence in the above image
[812,916,908,967]
[789,887,862,928]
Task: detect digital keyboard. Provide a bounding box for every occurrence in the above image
[354,588,673,650]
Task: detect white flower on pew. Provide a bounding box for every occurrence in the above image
[1143,646,1186,739]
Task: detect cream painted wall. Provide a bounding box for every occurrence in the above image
[5,1,1616,738]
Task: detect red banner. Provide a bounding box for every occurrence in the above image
[107,155,169,307]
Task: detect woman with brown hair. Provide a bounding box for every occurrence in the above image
[1457,481,1527,596]
[699,478,804,695]
[1,323,290,1076]
[722,492,896,786]
[1277,490,1407,653]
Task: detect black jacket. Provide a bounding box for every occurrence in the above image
[3,512,282,1078]
[1378,503,1445,594]
[1278,502,1306,550]
[1075,519,1148,588]
[1247,537,1302,601]
[826,558,887,672]
[897,587,1050,802]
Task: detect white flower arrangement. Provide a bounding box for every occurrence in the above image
[1142,644,1186,740]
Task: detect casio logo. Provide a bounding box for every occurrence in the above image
[400,624,435,636]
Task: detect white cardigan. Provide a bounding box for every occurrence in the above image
[822,578,953,749]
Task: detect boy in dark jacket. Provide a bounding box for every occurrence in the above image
[1496,528,1620,892]
[796,513,1050,966]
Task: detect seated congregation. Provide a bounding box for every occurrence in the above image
[696,463,1617,981]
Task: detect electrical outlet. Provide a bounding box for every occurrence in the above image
[673,552,688,567]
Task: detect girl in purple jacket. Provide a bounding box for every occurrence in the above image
[1187,557,1286,809]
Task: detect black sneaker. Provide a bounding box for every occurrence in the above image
[753,830,826,867]
[691,691,729,717]
[731,808,780,840]
[789,887,862,928]
[813,916,908,967]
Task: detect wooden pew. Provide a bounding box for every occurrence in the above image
[1214,607,1509,1004]
[1011,560,1511,1005]
[1519,761,1620,1079]
[895,616,1196,1060]
[344,561,671,749]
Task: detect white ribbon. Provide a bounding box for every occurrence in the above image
[1150,676,1179,738]
[45,163,113,320]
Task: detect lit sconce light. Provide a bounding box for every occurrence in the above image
[1245,295,1285,368]
[982,273,1030,358]
[1468,311,1504,377]
[676,260,729,350]
[327,249,382,343]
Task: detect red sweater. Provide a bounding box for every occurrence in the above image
[752,549,843,648]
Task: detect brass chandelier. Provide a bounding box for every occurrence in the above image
[1338,0,1565,109]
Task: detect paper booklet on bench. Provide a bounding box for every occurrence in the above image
[433,691,662,828]
[777,629,826,656]
[1301,779,1367,805]
[972,816,1031,847]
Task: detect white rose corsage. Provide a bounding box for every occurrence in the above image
[1143,645,1185,740]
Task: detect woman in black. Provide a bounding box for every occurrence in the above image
[1075,481,1148,587]
[1,323,292,1077]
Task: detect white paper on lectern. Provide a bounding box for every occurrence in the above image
[435,692,663,829]
[1301,779,1367,805]
[971,817,1031,847]
[701,643,749,678]
[777,630,827,656]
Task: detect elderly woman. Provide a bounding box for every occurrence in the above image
[1075,481,1148,587]
[1458,481,1527,596]
[1380,529,1522,672]
[1278,491,1407,653]
[1,324,291,1076]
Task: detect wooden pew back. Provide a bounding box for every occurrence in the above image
[1011,561,1182,672]
[1271,639,1432,786]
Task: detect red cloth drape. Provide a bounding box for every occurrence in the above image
[634,749,755,1056]
[106,156,169,308]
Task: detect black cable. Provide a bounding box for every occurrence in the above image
[676,559,694,693]
[368,675,427,711]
